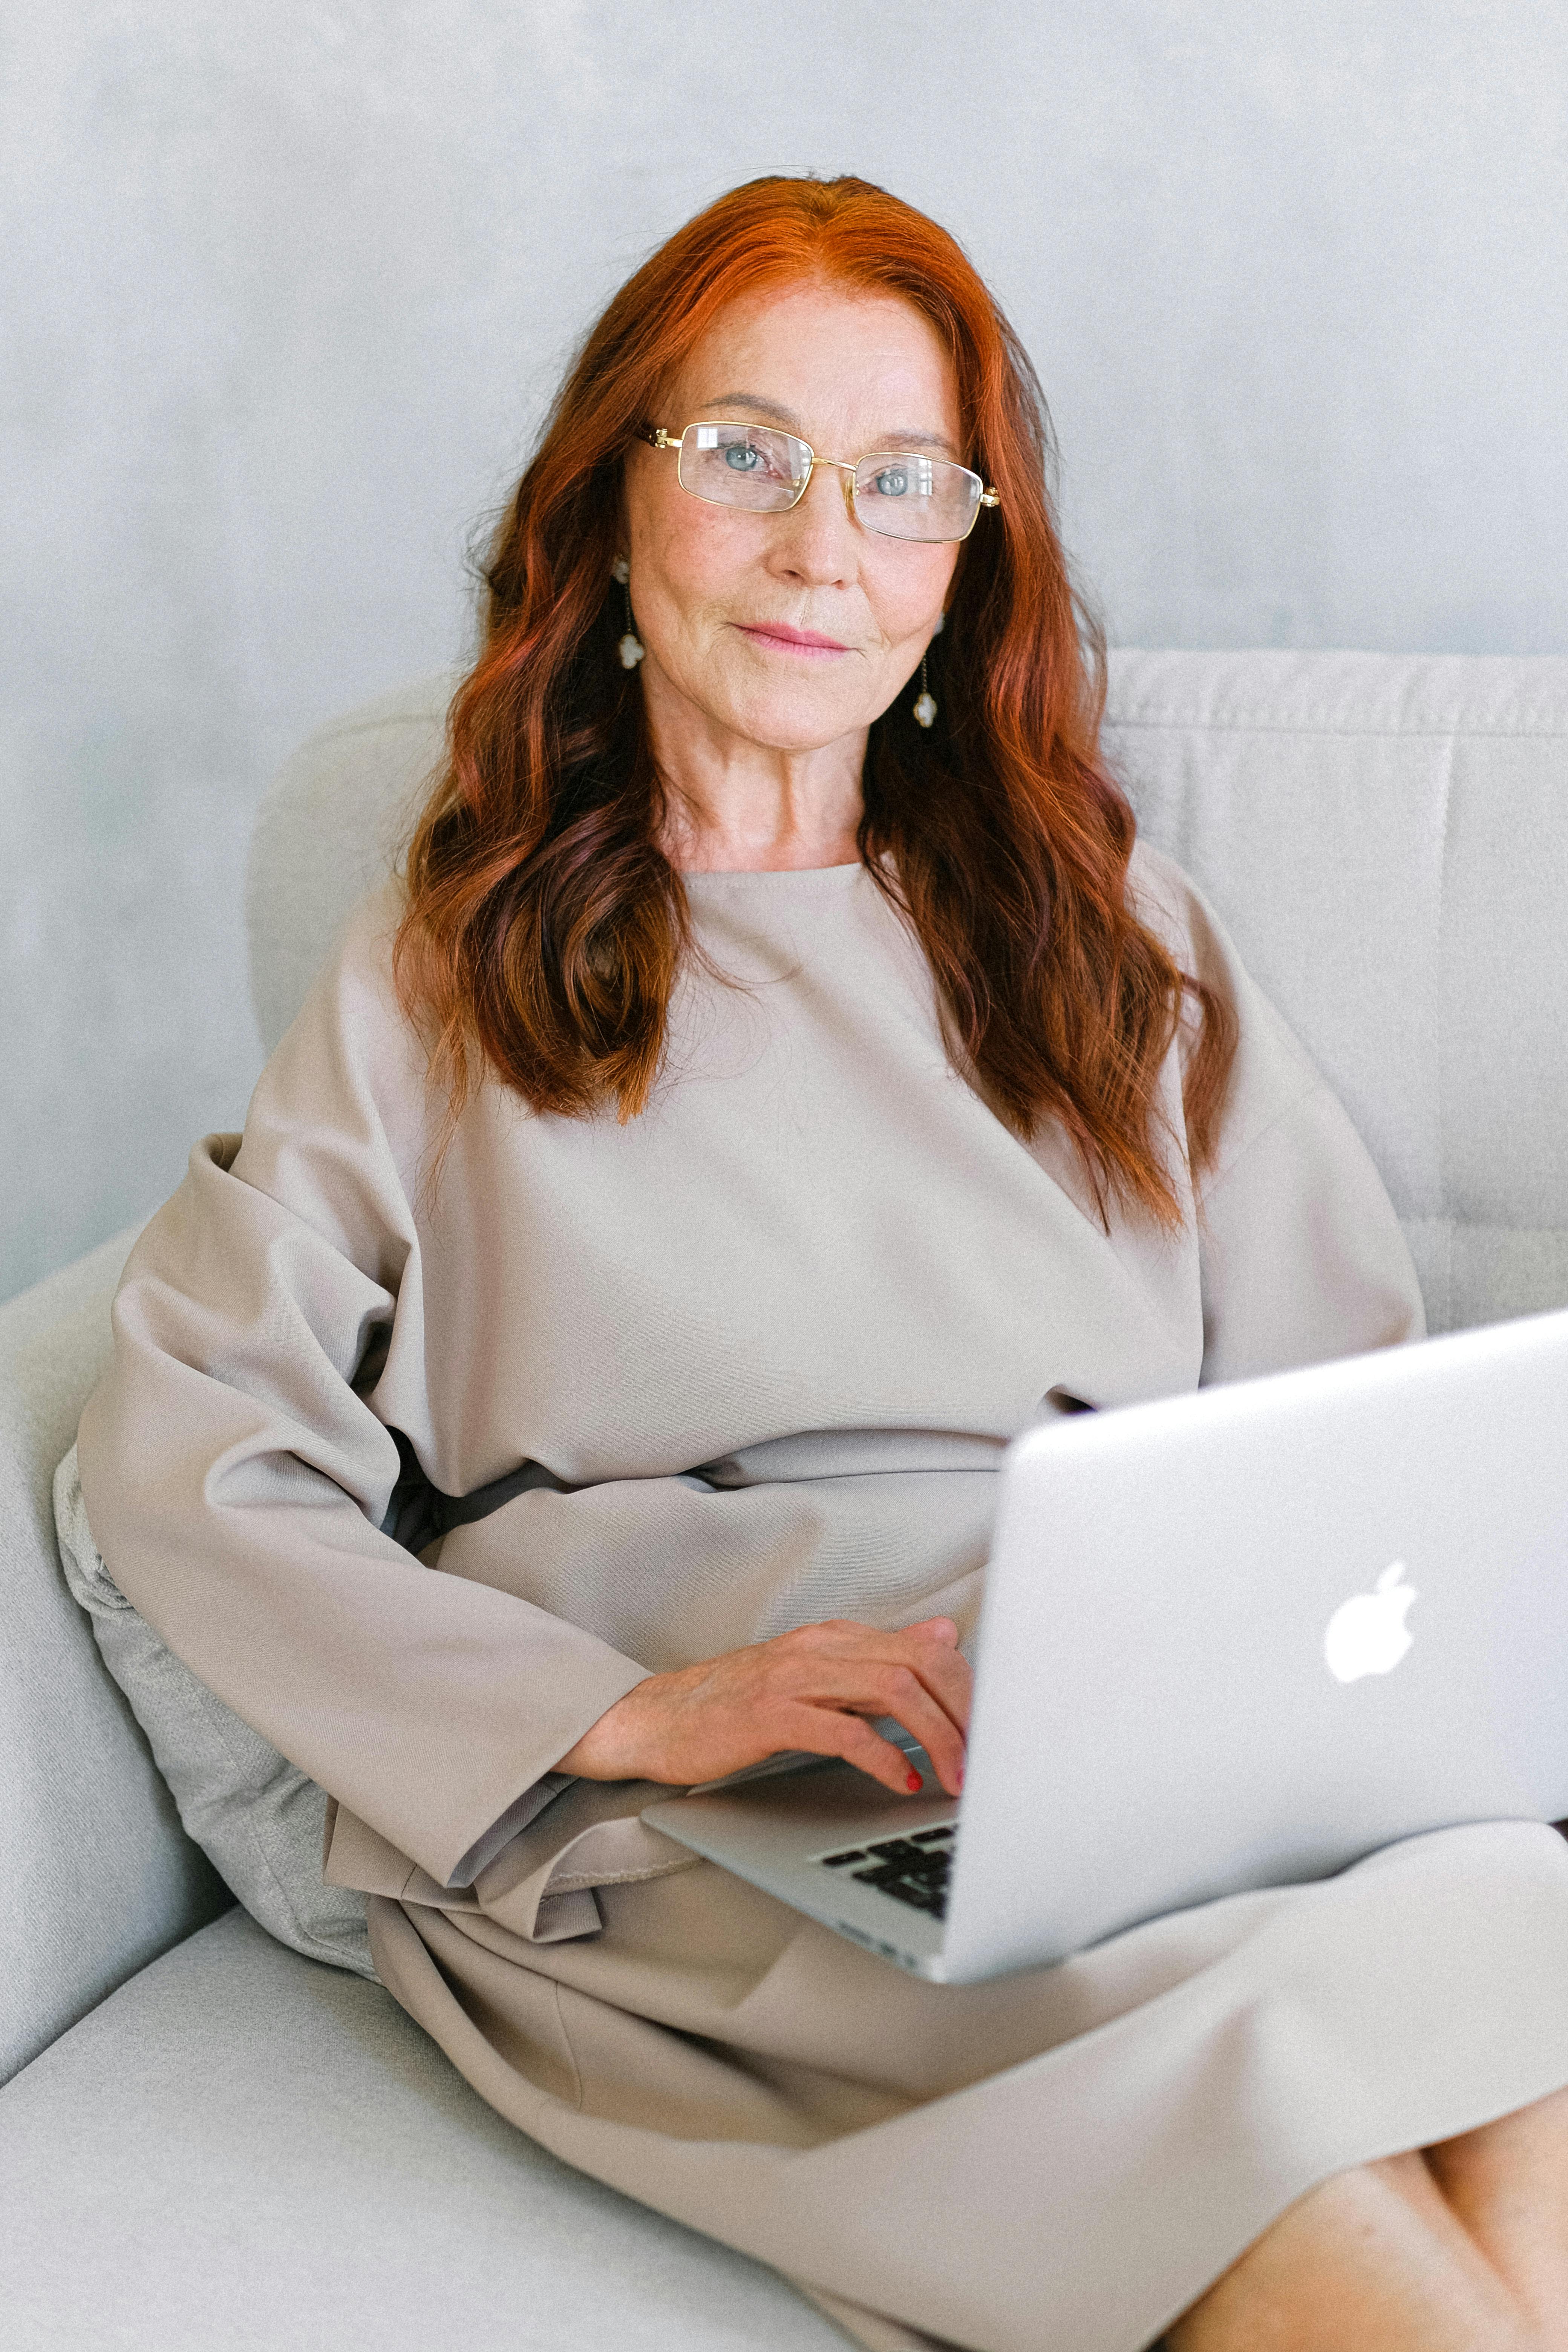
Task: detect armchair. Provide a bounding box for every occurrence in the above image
[4,649,1565,2348]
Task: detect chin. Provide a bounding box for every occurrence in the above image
[720,689,864,755]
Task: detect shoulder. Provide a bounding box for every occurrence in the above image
[1123,837,1193,952]
[237,879,436,1194]
[1122,847,1424,1360]
[1124,839,1327,1184]
[309,876,406,1023]
[1127,842,1291,1030]
[270,879,419,1079]
[1123,841,1238,1010]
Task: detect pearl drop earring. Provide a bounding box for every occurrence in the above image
[611,555,645,669]
[913,653,936,729]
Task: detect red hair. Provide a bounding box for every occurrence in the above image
[398,175,1233,1225]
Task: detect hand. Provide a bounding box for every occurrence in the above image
[556,1617,971,1799]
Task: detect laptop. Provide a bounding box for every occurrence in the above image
[642,1308,1568,1983]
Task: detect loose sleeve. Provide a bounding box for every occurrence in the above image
[76,891,649,1890]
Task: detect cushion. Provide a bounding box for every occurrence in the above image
[0,1235,227,2085]
[0,1907,850,2352]
[54,1445,375,1981]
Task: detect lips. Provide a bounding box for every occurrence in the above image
[737,622,851,655]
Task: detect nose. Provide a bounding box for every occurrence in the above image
[765,460,861,590]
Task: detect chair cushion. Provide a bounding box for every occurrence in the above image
[0,1907,848,2352]
[0,1235,228,2084]
[54,1445,375,1981]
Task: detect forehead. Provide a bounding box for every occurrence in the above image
[665,278,961,449]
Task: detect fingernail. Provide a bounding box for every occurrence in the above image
[954,1765,965,1793]
[906,1769,923,1793]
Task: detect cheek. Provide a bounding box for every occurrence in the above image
[865,547,958,647]
[635,501,757,629]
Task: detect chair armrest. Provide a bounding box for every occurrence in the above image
[0,1232,228,2084]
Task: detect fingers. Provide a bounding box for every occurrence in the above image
[773,1703,931,1798]
[904,1617,960,1643]
[786,1617,974,1740]
[810,1660,966,1796]
[793,1615,958,1651]
[900,1623,974,1736]
[772,1624,972,1798]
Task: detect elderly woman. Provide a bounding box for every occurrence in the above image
[79,176,1568,2352]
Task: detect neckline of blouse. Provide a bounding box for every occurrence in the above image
[680,859,868,886]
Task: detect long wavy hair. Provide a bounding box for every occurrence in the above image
[397,174,1233,1227]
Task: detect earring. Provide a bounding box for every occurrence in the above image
[913,652,936,729]
[612,556,645,669]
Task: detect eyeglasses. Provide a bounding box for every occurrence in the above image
[642,421,1000,544]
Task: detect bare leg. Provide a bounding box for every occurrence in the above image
[1167,2086,1568,2352]
[1424,2085,1568,2337]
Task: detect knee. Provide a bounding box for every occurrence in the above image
[1165,2154,1545,2352]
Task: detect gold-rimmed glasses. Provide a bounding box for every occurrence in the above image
[642,421,1000,545]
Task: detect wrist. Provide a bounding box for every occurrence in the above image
[556,1681,651,1780]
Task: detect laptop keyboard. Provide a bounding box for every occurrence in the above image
[816,1823,957,1920]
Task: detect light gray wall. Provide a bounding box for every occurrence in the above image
[5,0,1566,1301]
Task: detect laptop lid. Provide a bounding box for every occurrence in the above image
[940,1309,1568,1983]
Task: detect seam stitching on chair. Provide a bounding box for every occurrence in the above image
[1399,1216,1568,1238]
[303,711,449,748]
[1102,717,1568,741]
[1432,730,1457,1331]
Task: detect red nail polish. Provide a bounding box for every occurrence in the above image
[906,1769,923,1793]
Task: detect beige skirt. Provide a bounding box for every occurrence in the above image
[355,1796,1568,2352]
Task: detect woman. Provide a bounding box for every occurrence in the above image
[79,176,1568,2351]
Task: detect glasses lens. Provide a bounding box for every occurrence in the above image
[677,422,810,511]
[853,455,982,543]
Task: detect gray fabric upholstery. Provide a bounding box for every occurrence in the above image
[0,1234,227,2084]
[247,654,1568,1335]
[0,1906,848,2352]
[54,1446,375,1980]
[245,674,455,1060]
[1100,652,1568,1332]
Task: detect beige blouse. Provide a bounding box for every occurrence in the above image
[78,848,1423,1896]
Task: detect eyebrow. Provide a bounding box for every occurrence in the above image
[695,391,962,462]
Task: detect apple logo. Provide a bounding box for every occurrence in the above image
[1323,1562,1418,1684]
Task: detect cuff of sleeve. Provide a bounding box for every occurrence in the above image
[444,1772,574,1888]
[341,1620,651,1890]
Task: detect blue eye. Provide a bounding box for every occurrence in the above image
[724,443,763,473]
[872,466,911,497]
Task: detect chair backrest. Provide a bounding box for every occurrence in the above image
[248,651,1568,1335]
[1101,651,1568,1332]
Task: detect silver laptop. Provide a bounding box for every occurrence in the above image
[643,1308,1568,1984]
